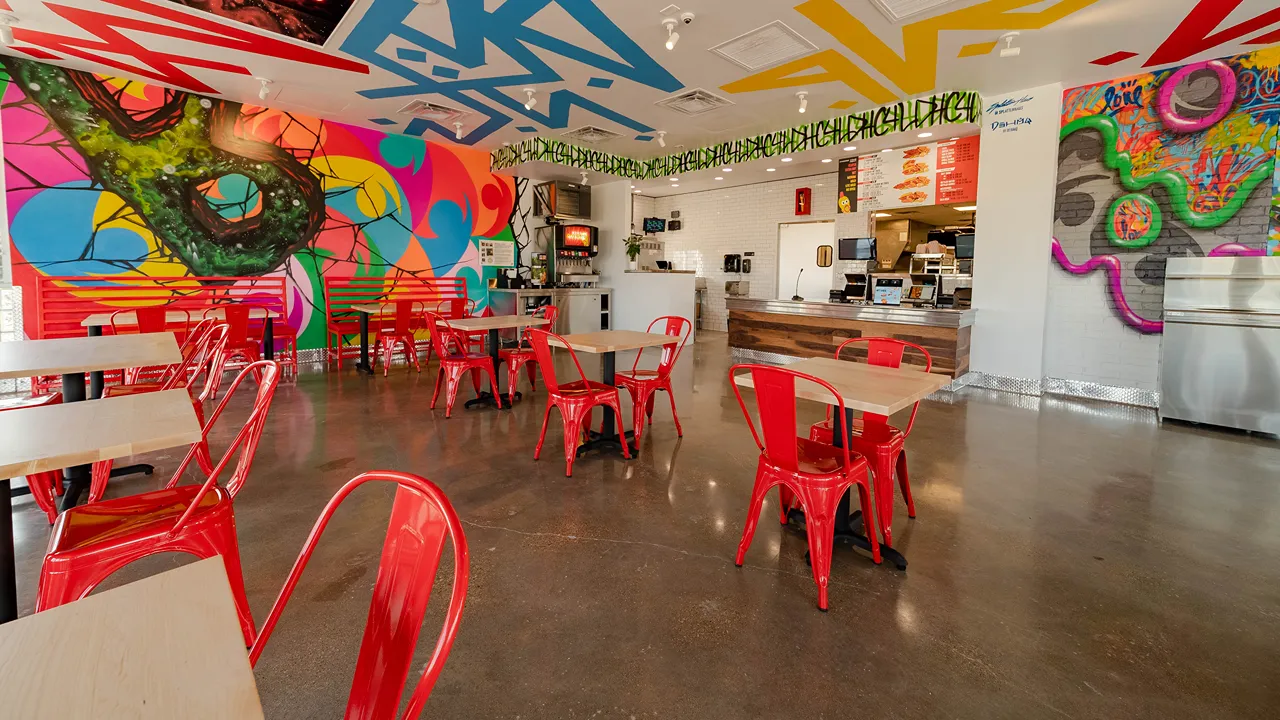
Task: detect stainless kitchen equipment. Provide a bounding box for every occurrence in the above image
[1161,256,1280,433]
[488,288,612,334]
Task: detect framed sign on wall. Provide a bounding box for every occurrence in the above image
[795,187,812,216]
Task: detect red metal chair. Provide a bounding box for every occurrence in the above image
[36,360,281,645]
[0,393,64,523]
[436,298,483,354]
[614,316,692,443]
[804,337,931,545]
[498,304,559,405]
[427,312,501,417]
[247,299,298,376]
[111,308,188,384]
[527,328,630,477]
[375,300,426,377]
[248,471,469,719]
[218,305,262,369]
[730,363,879,610]
[90,324,231,499]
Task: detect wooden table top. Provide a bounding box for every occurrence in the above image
[732,356,949,416]
[0,389,201,479]
[449,315,546,331]
[548,330,677,354]
[81,307,277,327]
[0,333,181,380]
[0,557,264,718]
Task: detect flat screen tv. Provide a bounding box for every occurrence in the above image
[643,217,666,234]
[838,237,876,261]
[955,233,975,259]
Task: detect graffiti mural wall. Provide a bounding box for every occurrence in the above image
[2,57,517,351]
[1052,48,1280,335]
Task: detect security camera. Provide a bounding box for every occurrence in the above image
[680,11,695,24]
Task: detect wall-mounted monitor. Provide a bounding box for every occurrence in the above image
[643,217,666,234]
[838,237,876,261]
[955,233,975,259]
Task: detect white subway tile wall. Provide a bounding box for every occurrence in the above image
[654,174,838,331]
[1044,268,1163,391]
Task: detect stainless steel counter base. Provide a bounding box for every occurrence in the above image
[725,298,975,329]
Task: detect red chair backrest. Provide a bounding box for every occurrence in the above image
[390,300,425,336]
[424,312,465,358]
[220,305,252,344]
[519,304,559,344]
[109,307,171,335]
[323,276,467,330]
[729,363,852,475]
[637,315,692,376]
[833,337,932,435]
[248,471,469,720]
[159,323,229,397]
[164,360,281,533]
[526,328,594,395]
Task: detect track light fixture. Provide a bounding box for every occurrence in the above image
[0,15,17,46]
[580,172,589,185]
[257,78,272,101]
[454,122,464,140]
[656,130,666,148]
[999,31,1021,58]
[663,18,679,51]
[523,87,537,111]
[797,91,808,114]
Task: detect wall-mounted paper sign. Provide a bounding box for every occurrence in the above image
[479,239,516,267]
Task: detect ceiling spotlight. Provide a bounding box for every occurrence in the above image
[634,189,642,193]
[766,168,776,172]
[821,158,833,163]
[796,91,808,114]
[454,122,463,140]
[670,177,679,182]
[0,15,17,46]
[671,184,679,187]
[523,87,537,111]
[656,131,667,148]
[722,167,732,172]
[842,146,856,152]
[715,177,723,181]
[580,172,589,185]
[663,18,680,50]
[256,78,272,101]
[999,31,1021,58]
[918,132,933,138]
[781,157,792,163]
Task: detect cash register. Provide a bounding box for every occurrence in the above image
[829,237,877,304]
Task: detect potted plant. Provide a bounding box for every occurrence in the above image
[625,234,643,271]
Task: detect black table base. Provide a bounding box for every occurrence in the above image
[576,428,637,458]
[463,328,517,411]
[356,312,374,375]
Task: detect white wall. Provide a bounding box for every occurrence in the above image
[777,222,836,301]
[969,84,1062,383]
[654,174,848,331]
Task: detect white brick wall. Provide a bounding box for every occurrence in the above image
[1044,266,1164,391]
[653,174,840,331]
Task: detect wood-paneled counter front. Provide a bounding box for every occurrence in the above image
[727,298,975,378]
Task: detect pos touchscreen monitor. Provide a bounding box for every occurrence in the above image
[838,237,876,261]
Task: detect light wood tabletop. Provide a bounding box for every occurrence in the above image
[0,557,264,719]
[548,330,677,354]
[0,333,181,381]
[732,356,949,416]
[81,307,277,328]
[349,302,396,314]
[0,388,201,479]
[448,315,547,331]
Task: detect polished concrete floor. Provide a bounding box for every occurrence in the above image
[11,333,1280,718]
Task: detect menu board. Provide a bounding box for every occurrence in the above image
[855,136,979,212]
[837,157,858,213]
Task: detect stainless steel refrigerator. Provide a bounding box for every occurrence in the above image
[1160,256,1280,433]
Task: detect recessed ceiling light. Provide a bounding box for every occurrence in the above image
[671,183,679,187]
[874,212,891,217]
[821,158,833,163]
[881,148,893,153]
[766,168,776,172]
[634,189,642,193]
[842,146,855,151]
[670,177,679,181]
[722,167,732,172]
[781,157,792,162]
[954,205,977,211]
[918,132,932,138]
[715,176,723,181]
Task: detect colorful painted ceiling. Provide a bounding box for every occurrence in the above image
[0,0,1278,155]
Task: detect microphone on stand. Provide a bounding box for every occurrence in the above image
[791,268,805,301]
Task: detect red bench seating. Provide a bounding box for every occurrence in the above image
[322,276,469,368]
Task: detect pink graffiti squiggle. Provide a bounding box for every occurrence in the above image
[1051,238,1163,333]
[1207,243,1266,257]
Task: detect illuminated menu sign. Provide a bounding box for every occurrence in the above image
[854,136,979,212]
[837,157,858,213]
[561,225,592,247]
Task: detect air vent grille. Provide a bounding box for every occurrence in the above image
[709,21,817,71]
[868,0,963,22]
[397,99,469,124]
[655,88,734,116]
[561,125,623,143]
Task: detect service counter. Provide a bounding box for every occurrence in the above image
[726,298,974,378]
